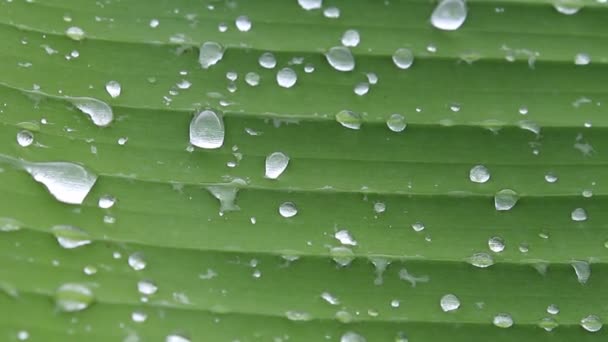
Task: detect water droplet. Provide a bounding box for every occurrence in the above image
[259,52,277,69]
[494,189,519,211]
[0,218,22,232]
[279,202,298,218]
[265,152,289,179]
[69,97,114,127]
[137,280,158,295]
[83,265,97,275]
[386,114,406,132]
[544,173,558,183]
[285,310,312,321]
[105,80,121,98]
[335,230,357,246]
[298,0,322,10]
[235,15,252,32]
[554,0,583,15]
[572,260,590,284]
[341,331,366,342]
[341,29,360,47]
[276,68,297,88]
[468,252,494,268]
[395,332,409,342]
[321,291,339,305]
[166,334,191,342]
[245,72,260,86]
[336,110,362,130]
[304,63,315,73]
[354,82,369,96]
[519,106,529,115]
[493,313,514,328]
[575,53,591,65]
[23,160,98,205]
[571,208,587,221]
[411,222,425,232]
[98,195,116,209]
[51,225,91,249]
[17,331,29,341]
[206,179,246,212]
[198,42,224,69]
[538,317,559,331]
[55,283,94,312]
[469,165,490,183]
[189,109,224,149]
[431,0,467,31]
[440,294,460,312]
[323,6,340,18]
[488,236,505,252]
[547,304,559,315]
[373,202,386,214]
[128,253,147,271]
[367,73,378,85]
[65,26,85,40]
[131,311,147,323]
[149,19,160,28]
[392,48,414,69]
[17,130,34,147]
[330,246,355,266]
[581,315,602,332]
[326,46,355,72]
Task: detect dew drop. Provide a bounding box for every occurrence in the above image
[323,6,340,18]
[335,230,357,246]
[149,19,160,28]
[105,80,121,98]
[336,110,362,130]
[23,160,98,205]
[392,48,414,69]
[0,218,22,232]
[321,291,339,305]
[206,179,246,212]
[431,0,467,31]
[373,202,386,213]
[440,294,460,312]
[547,304,560,315]
[493,313,514,328]
[69,97,114,127]
[166,334,191,342]
[571,208,587,222]
[572,260,590,284]
[411,222,425,232]
[468,252,494,268]
[539,317,559,331]
[553,0,583,15]
[354,82,369,96]
[17,331,28,341]
[235,15,252,32]
[326,46,355,72]
[198,42,224,69]
[341,331,366,342]
[259,52,277,69]
[298,0,322,10]
[285,311,312,321]
[575,53,591,65]
[279,202,298,218]
[137,280,158,295]
[386,114,406,132]
[55,283,94,312]
[131,311,147,323]
[65,26,85,41]
[544,173,558,183]
[265,152,289,179]
[189,109,224,149]
[245,72,260,86]
[341,29,360,47]
[98,195,116,209]
[469,165,490,183]
[128,253,147,271]
[51,225,91,249]
[494,189,519,211]
[276,68,297,88]
[488,236,505,253]
[330,246,355,266]
[581,315,602,332]
[17,130,34,147]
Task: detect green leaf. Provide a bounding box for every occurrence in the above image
[0,0,607,341]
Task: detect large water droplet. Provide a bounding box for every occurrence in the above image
[469,165,490,183]
[198,42,224,69]
[65,26,85,41]
[189,109,224,149]
[279,202,298,218]
[488,236,505,253]
[325,46,355,72]
[105,80,121,98]
[16,130,34,147]
[386,114,406,132]
[51,225,91,249]
[440,294,460,312]
[341,30,360,47]
[431,0,467,31]
[392,48,414,69]
[23,160,98,205]
[265,152,289,179]
[468,252,494,268]
[276,68,297,88]
[259,52,277,69]
[553,0,583,15]
[55,283,94,312]
[336,110,362,130]
[206,179,246,212]
[298,0,322,10]
[571,208,587,222]
[581,315,602,332]
[493,313,514,328]
[235,15,252,32]
[330,246,355,266]
[69,97,114,127]
[494,189,519,211]
[335,230,357,246]
[341,331,366,342]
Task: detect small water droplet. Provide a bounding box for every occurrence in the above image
[65,26,85,40]
[149,19,160,28]
[572,260,590,284]
[544,173,558,183]
[571,208,587,221]
[323,6,340,18]
[259,52,277,69]
[17,331,29,341]
[55,283,94,312]
[279,202,298,218]
[411,222,425,232]
[581,315,602,332]
[321,291,339,305]
[83,265,97,275]
[547,304,560,315]
[493,313,514,328]
[335,230,357,246]
[189,109,224,149]
[538,317,559,331]
[440,294,460,312]
[469,165,490,183]
[276,68,297,88]
[494,189,519,211]
[235,15,252,32]
[206,179,246,212]
[98,195,116,209]
[131,311,147,323]
[0,218,22,232]
[373,202,386,213]
[354,82,369,96]
[285,310,312,321]
[105,80,121,98]
[137,280,158,295]
[51,225,91,249]
[198,42,224,69]
[575,53,591,65]
[128,253,147,271]
[326,46,355,72]
[468,252,494,268]
[554,0,583,15]
[386,114,406,132]
[330,246,355,266]
[245,72,260,86]
[341,29,360,47]
[336,110,362,130]
[165,334,191,342]
[392,48,414,69]
[298,0,322,10]
[265,152,289,179]
[17,130,34,147]
[431,0,467,31]
[488,236,505,253]
[341,331,366,342]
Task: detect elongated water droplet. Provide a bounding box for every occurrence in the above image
[581,315,602,332]
[494,189,518,211]
[199,42,224,69]
[298,0,322,10]
[572,260,590,284]
[321,291,339,305]
[128,252,147,271]
[469,165,490,183]
[341,331,366,342]
[468,252,494,268]
[189,109,224,149]
[326,46,355,72]
[493,313,514,328]
[276,68,297,88]
[206,179,246,212]
[105,81,121,98]
[131,311,147,323]
[285,311,312,321]
[265,152,289,179]
[392,48,414,69]
[440,294,460,312]
[571,208,587,221]
[69,97,113,127]
[0,218,22,232]
[137,280,158,295]
[52,225,91,249]
[341,29,360,47]
[330,246,355,266]
[335,230,357,246]
[411,222,425,232]
[23,160,98,205]
[55,283,94,312]
[431,0,467,30]
[65,26,85,41]
[279,202,298,218]
[386,114,406,132]
[336,110,362,130]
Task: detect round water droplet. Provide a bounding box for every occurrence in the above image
[65,26,85,40]
[198,42,224,69]
[553,0,583,15]
[571,208,587,221]
[83,265,97,275]
[538,317,559,332]
[323,6,340,18]
[98,195,116,209]
[235,15,252,32]
[245,72,260,86]
[373,202,386,213]
[494,189,519,211]
[440,294,460,312]
[166,334,191,342]
[128,252,147,271]
[131,311,147,323]
[431,0,467,31]
[493,313,514,328]
[392,48,414,69]
[411,222,425,232]
[581,315,602,332]
[137,280,158,295]
[149,19,160,28]
[52,225,91,249]
[330,246,355,266]
[189,109,224,149]
[259,52,277,69]
[279,202,298,218]
[468,252,494,268]
[547,304,559,315]
[336,110,362,130]
[265,152,290,179]
[575,53,591,65]
[335,230,357,246]
[469,165,490,183]
[386,114,406,132]
[341,331,366,342]
[276,68,297,88]
[105,80,121,98]
[544,173,558,183]
[326,46,355,72]
[488,236,505,253]
[17,130,34,147]
[55,283,94,312]
[298,0,323,10]
[341,29,360,47]
[354,82,369,96]
[17,331,28,341]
